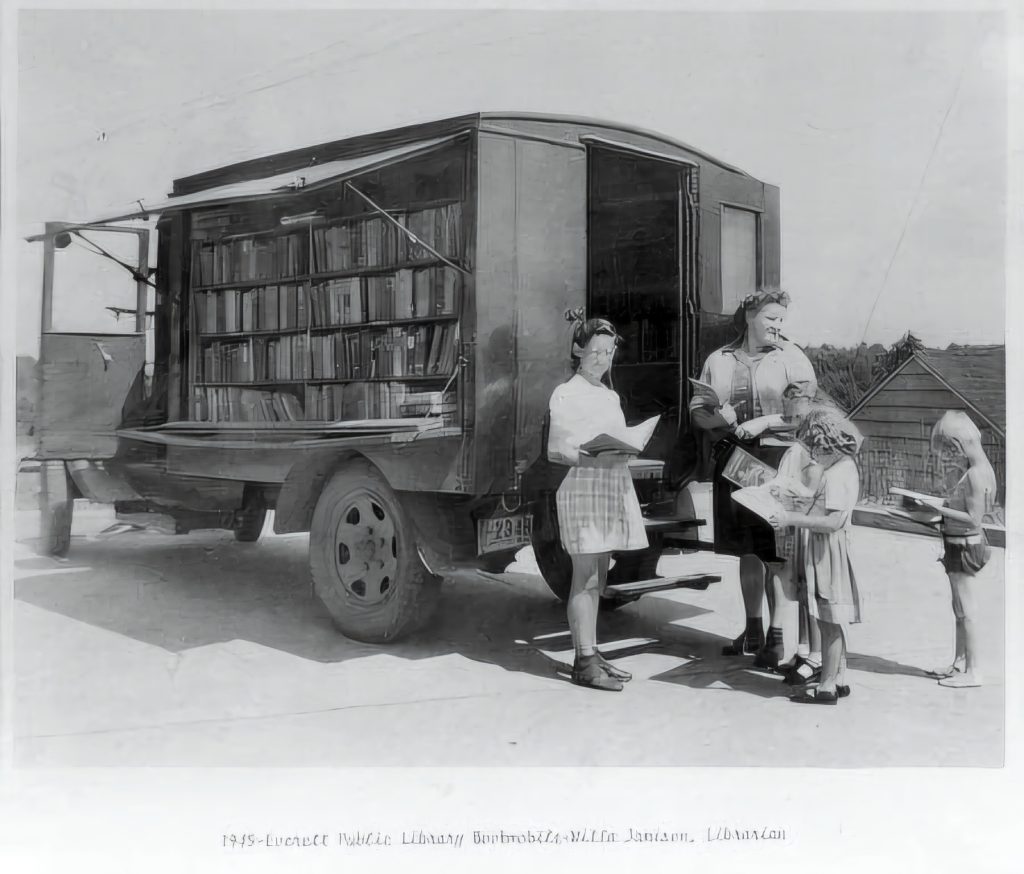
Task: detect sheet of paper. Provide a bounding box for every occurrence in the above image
[890,487,946,508]
[732,486,783,522]
[624,414,661,450]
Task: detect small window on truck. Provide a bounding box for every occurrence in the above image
[719,205,760,314]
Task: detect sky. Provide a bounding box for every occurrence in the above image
[11,6,1009,356]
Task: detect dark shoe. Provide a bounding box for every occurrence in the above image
[596,651,632,682]
[753,646,786,672]
[721,624,765,657]
[571,654,624,692]
[791,687,837,705]
[836,685,851,698]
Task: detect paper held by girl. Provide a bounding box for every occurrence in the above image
[579,414,661,456]
[732,477,816,524]
[886,487,945,525]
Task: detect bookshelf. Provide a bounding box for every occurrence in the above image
[186,186,465,426]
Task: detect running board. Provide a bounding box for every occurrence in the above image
[605,573,720,598]
[643,517,705,533]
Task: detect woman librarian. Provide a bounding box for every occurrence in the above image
[689,288,817,669]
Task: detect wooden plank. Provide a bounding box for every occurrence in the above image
[853,506,1005,549]
[606,573,720,597]
[854,407,941,425]
[855,420,931,439]
[877,372,945,391]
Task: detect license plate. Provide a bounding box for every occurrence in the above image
[477,513,533,555]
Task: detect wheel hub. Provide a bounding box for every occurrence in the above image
[332,492,398,606]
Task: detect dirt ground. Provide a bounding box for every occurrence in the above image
[10,473,1004,768]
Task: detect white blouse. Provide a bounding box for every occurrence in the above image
[547,374,633,466]
[692,340,817,418]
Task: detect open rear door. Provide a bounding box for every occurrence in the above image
[585,141,699,461]
[32,222,152,459]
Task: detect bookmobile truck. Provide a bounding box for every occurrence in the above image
[28,113,781,643]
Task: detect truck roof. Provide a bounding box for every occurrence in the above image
[172,112,754,197]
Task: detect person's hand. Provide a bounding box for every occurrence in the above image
[767,509,791,530]
[735,421,759,441]
[720,402,738,426]
[736,414,787,441]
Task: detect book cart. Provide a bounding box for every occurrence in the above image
[30,114,780,643]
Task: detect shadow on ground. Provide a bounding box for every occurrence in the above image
[15,530,718,684]
[15,527,941,697]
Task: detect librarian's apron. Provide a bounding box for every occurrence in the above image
[711,435,790,561]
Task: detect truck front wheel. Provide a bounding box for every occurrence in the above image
[309,461,440,643]
[233,487,267,543]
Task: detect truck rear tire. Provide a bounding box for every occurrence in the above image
[532,523,634,614]
[309,461,441,643]
[39,460,74,557]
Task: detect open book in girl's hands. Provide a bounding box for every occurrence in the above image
[580,415,661,456]
[890,487,946,509]
[579,434,643,456]
[732,476,816,522]
[887,487,945,525]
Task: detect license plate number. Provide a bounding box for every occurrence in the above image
[477,514,533,554]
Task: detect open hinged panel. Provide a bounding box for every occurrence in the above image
[34,133,475,446]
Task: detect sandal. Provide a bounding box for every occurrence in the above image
[791,687,837,705]
[595,651,632,682]
[783,658,822,686]
[571,654,624,692]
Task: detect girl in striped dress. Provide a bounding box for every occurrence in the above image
[768,408,864,705]
[547,315,649,692]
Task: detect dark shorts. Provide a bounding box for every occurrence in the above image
[941,539,991,575]
[711,437,790,562]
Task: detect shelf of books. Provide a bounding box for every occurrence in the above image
[187,201,464,426]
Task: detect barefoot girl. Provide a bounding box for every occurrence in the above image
[925,411,997,688]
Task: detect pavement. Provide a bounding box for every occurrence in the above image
[10,482,1005,767]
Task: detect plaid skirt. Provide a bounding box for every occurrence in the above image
[556,462,649,555]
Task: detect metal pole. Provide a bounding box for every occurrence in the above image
[40,222,58,333]
[136,229,150,332]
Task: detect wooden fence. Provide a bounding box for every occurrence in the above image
[857,430,1005,515]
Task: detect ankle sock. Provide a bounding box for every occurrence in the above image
[766,626,784,649]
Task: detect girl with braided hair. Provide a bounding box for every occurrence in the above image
[546,309,649,691]
[768,407,864,704]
